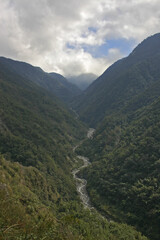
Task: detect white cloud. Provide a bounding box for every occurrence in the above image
[0,0,159,76]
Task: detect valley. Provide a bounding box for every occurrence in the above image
[0,33,160,240]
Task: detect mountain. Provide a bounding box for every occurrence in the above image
[0,58,147,240]
[49,72,81,94]
[0,59,84,238]
[0,57,81,103]
[68,73,97,90]
[75,33,160,240]
[73,33,160,126]
[0,56,86,190]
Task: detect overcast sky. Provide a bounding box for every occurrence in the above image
[0,0,160,77]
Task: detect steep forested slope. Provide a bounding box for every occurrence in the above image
[79,98,160,240]
[76,66,160,239]
[73,33,160,126]
[0,60,83,237]
[0,57,81,103]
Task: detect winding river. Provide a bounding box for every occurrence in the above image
[72,128,95,209]
[72,129,113,222]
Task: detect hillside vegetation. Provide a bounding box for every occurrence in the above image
[76,34,160,240]
[0,58,149,239]
[0,57,81,103]
[73,33,160,126]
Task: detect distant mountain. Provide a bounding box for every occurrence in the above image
[73,33,160,126]
[49,71,81,95]
[68,73,97,90]
[0,57,81,103]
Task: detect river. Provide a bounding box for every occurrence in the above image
[72,129,112,222]
[72,155,92,209]
[72,128,95,209]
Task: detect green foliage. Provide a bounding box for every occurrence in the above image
[0,61,87,200]
[0,156,148,240]
[79,96,160,240]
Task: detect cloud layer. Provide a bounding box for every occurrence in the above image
[0,0,160,76]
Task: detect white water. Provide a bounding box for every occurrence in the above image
[87,128,95,139]
[72,129,95,209]
[72,155,92,209]
[72,129,112,221]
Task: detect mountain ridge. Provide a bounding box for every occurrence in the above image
[0,56,81,103]
[73,33,160,126]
